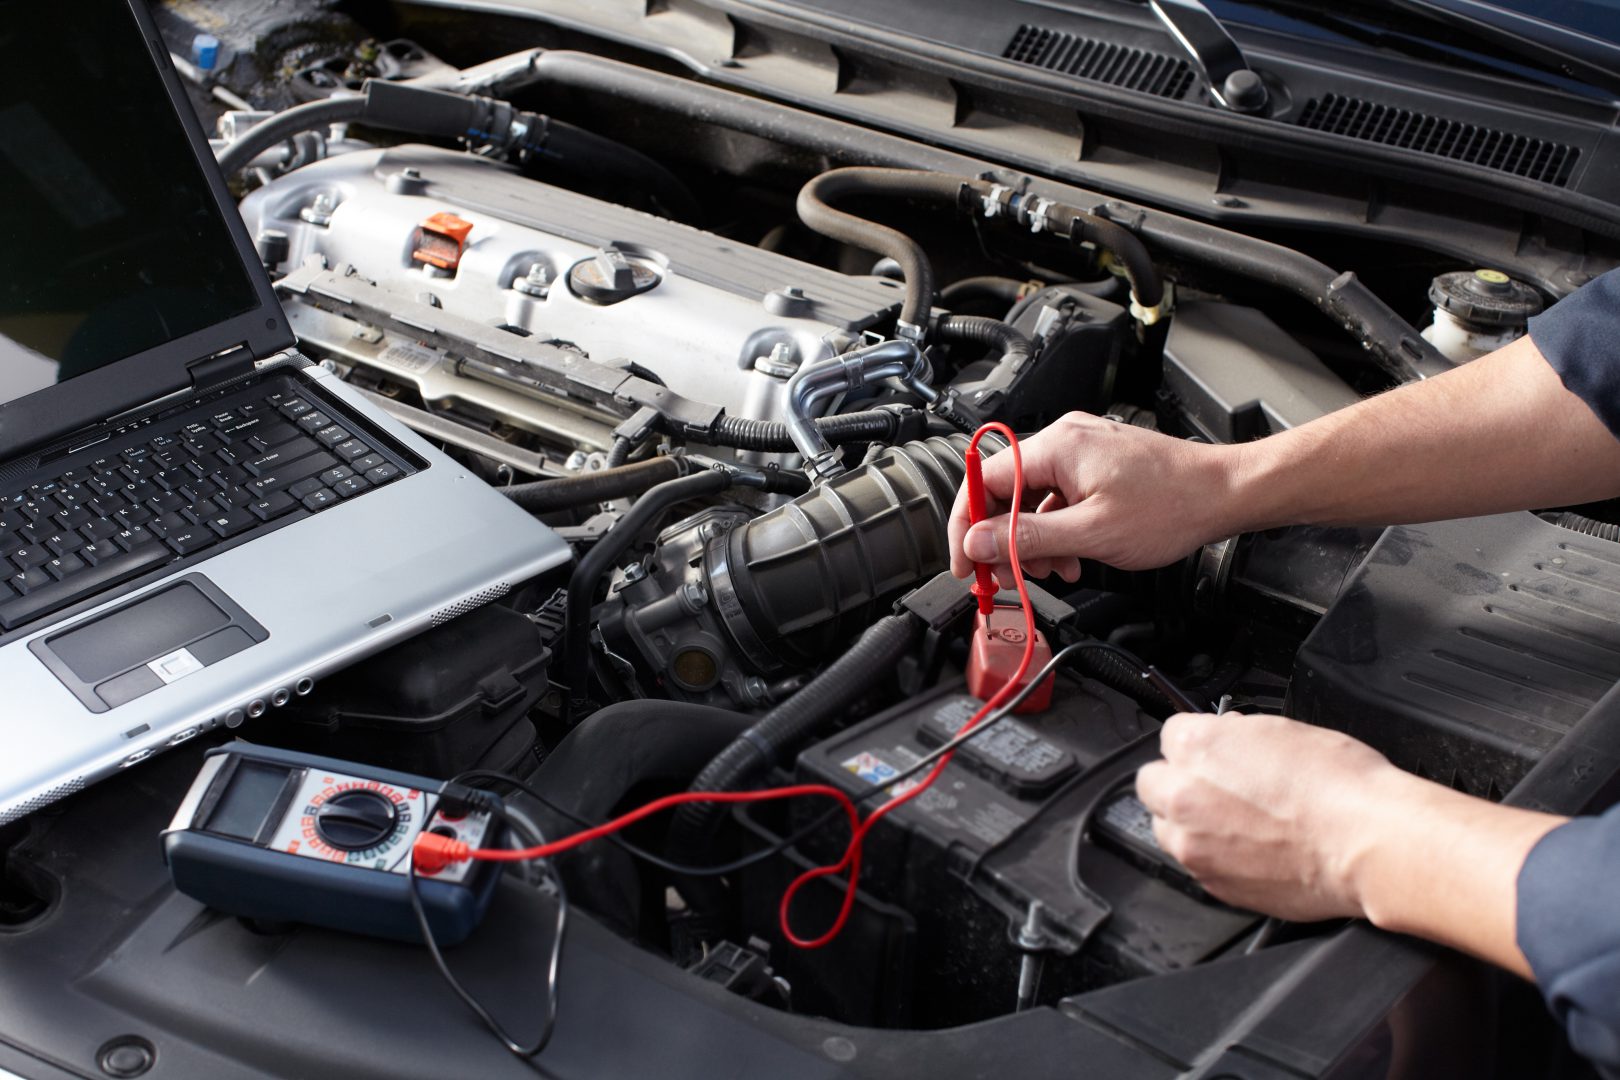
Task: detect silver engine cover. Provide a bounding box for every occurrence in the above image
[236,146,905,457]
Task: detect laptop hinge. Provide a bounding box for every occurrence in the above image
[188,344,256,392]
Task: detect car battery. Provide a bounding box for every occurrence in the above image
[771,671,1261,1028]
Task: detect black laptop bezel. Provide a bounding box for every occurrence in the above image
[0,2,297,463]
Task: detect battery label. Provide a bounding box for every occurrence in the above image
[842,751,900,787]
[1099,792,1160,851]
[918,696,1077,795]
[842,744,1031,846]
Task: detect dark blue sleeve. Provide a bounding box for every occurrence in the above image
[1528,267,1620,438]
[1517,804,1620,1076]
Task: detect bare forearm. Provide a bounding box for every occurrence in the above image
[1219,336,1620,534]
[1347,770,1565,979]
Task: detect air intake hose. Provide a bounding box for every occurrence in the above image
[700,433,998,671]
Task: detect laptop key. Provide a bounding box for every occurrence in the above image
[0,533,24,558]
[206,507,257,539]
[45,532,84,556]
[8,566,51,597]
[278,398,312,419]
[288,477,325,500]
[54,507,92,532]
[248,492,297,521]
[212,465,249,488]
[333,475,369,498]
[45,553,85,581]
[244,436,320,477]
[180,502,216,525]
[334,439,370,462]
[114,504,152,528]
[215,486,255,510]
[315,425,350,448]
[319,465,354,486]
[112,525,159,552]
[81,519,119,542]
[54,486,89,512]
[164,526,216,556]
[11,546,49,570]
[0,545,172,631]
[84,494,123,518]
[148,512,188,538]
[296,411,332,433]
[79,540,117,566]
[365,463,401,485]
[180,479,220,504]
[246,422,300,453]
[147,491,185,514]
[301,488,339,511]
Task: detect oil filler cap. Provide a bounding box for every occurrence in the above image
[1429,268,1543,329]
[569,247,660,305]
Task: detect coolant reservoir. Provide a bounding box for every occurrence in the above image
[1420,268,1543,363]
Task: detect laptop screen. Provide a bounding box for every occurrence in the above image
[0,0,261,407]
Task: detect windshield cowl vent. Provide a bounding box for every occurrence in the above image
[1296,93,1579,187]
[1003,24,1196,100]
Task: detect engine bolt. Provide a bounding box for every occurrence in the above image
[299,191,336,226]
[514,261,552,297]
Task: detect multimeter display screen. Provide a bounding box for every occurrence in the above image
[207,761,290,841]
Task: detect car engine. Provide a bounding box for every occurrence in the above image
[7,7,1620,1075]
[215,63,1620,1026]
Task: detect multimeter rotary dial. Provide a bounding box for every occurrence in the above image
[314,789,400,850]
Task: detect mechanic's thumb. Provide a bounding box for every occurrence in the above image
[962,512,1067,564]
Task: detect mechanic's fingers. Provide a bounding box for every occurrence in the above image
[975,421,1088,501]
[1135,760,1174,818]
[1158,712,1219,761]
[947,476,1015,578]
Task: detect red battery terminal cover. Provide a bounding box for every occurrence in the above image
[411,211,475,271]
[965,608,1055,713]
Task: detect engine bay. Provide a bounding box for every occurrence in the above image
[5,4,1620,1076]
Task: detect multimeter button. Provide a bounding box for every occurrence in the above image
[313,789,398,851]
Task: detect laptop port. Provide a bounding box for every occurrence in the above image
[246,699,267,719]
[270,688,291,708]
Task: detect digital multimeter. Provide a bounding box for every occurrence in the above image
[163,743,504,945]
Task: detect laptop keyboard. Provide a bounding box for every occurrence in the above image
[0,388,403,632]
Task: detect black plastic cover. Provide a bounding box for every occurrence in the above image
[1292,512,1620,797]
[1161,301,1361,443]
[262,604,549,778]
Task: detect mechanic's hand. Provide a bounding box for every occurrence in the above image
[1134,712,1405,922]
[947,412,1240,585]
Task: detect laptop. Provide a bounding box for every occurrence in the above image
[0,0,570,824]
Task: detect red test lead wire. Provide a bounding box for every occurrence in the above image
[415,422,1039,952]
[963,441,997,617]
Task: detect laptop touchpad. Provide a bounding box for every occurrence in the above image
[30,575,268,713]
